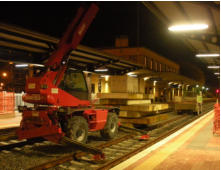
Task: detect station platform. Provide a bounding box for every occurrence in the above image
[112,110,220,170]
[0,111,21,129]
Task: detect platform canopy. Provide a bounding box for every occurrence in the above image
[130,69,202,86]
[143,2,220,77]
[0,23,143,75]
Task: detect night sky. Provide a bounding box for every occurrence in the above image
[0,1,219,88]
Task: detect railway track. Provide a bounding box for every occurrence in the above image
[0,102,215,170]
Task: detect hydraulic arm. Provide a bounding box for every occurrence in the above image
[22,3,99,107]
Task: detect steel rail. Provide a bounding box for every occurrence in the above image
[29,134,134,170]
[96,107,214,170]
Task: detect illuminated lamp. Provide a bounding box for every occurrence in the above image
[196,54,219,58]
[15,64,28,68]
[168,24,208,32]
[207,66,220,69]
[2,72,7,77]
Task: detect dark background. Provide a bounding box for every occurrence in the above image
[0,1,219,89]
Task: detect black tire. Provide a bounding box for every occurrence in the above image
[100,112,118,140]
[66,116,88,143]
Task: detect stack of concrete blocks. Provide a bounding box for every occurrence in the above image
[96,75,170,127]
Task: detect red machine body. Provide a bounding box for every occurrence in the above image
[17,4,117,143]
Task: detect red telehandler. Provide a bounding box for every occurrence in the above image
[17,3,119,150]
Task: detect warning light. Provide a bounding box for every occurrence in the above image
[216,89,219,94]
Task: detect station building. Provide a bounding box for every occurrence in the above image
[89,36,201,103]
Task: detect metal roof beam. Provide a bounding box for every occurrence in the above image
[207,7,219,36]
[142,2,170,25]
[183,33,220,46]
[190,2,220,11]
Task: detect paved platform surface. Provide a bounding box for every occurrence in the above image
[112,110,220,170]
[0,111,21,129]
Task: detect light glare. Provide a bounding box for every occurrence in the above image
[94,68,108,72]
[196,54,220,57]
[144,77,150,81]
[207,66,220,69]
[15,64,28,68]
[168,24,208,32]
[2,72,7,77]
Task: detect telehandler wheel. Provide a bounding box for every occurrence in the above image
[66,116,88,143]
[100,112,118,140]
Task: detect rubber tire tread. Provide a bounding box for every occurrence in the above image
[100,112,118,140]
[66,116,88,143]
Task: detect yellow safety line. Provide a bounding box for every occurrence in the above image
[134,113,214,170]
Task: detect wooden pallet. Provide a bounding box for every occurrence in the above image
[97,93,145,99]
[99,99,151,105]
[119,113,170,126]
[120,104,169,112]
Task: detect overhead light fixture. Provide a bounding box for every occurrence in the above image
[196,54,220,58]
[94,68,108,72]
[15,64,28,68]
[128,74,137,77]
[207,66,220,69]
[144,77,150,81]
[127,72,134,76]
[168,82,173,85]
[214,72,220,75]
[202,86,205,90]
[196,84,199,88]
[127,72,137,77]
[168,24,208,32]
[30,64,45,67]
[83,71,92,73]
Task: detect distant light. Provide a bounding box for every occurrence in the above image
[144,77,150,81]
[83,71,92,73]
[9,62,13,64]
[168,24,208,32]
[94,68,108,72]
[196,85,199,88]
[0,83,4,86]
[127,72,137,77]
[196,54,220,58]
[15,64,28,68]
[168,82,173,85]
[214,72,220,75]
[207,66,220,69]
[30,64,45,67]
[216,89,219,94]
[2,72,7,77]
[206,88,209,91]
[128,74,137,77]
[202,86,205,90]
[127,72,134,76]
